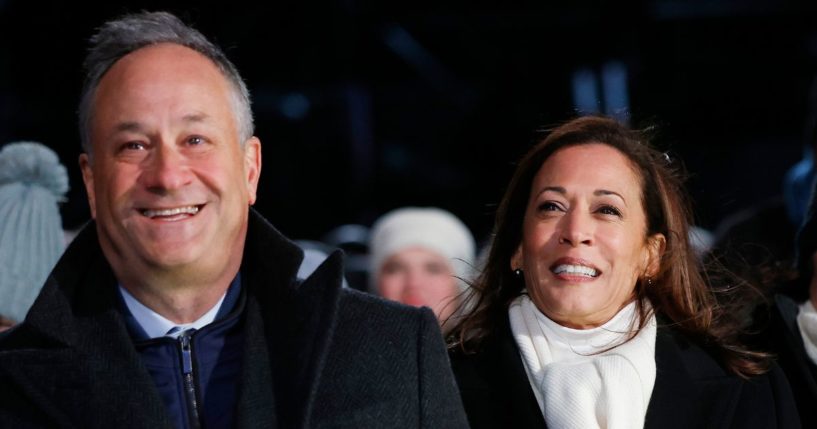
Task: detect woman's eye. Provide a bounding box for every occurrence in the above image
[597,205,622,217]
[537,202,562,212]
[425,263,448,275]
[381,262,404,275]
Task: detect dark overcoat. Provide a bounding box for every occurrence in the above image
[451,313,800,428]
[763,294,817,428]
[0,210,469,428]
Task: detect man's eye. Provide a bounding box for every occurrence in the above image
[123,142,145,150]
[187,136,205,145]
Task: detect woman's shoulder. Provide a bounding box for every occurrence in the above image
[647,323,800,428]
[654,323,731,378]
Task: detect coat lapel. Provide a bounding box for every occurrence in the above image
[453,313,546,428]
[493,317,548,427]
[774,294,817,385]
[238,210,343,428]
[771,294,817,426]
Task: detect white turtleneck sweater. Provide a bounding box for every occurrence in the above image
[509,295,657,429]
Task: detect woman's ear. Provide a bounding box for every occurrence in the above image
[511,245,523,271]
[644,233,666,278]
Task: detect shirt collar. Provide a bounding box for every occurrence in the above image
[119,285,227,339]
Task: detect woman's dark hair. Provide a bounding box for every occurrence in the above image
[450,115,770,377]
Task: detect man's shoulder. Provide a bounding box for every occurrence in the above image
[329,288,448,361]
[0,322,48,352]
[336,287,434,328]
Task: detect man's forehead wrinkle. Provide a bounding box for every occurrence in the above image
[183,112,211,124]
[103,103,214,133]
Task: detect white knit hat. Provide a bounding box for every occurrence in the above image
[369,207,475,293]
[0,142,68,322]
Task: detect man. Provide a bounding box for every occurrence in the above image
[0,11,468,428]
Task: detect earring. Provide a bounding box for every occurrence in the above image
[513,268,523,278]
[645,277,653,287]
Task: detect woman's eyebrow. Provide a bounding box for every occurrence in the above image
[595,189,627,206]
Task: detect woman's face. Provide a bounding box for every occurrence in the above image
[512,143,664,329]
[377,247,460,322]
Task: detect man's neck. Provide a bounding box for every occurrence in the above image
[120,285,228,339]
[119,274,236,324]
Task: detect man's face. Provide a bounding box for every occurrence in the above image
[80,43,261,283]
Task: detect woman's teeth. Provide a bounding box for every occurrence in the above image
[552,264,598,277]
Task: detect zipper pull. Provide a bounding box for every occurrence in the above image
[177,329,201,429]
[179,330,194,375]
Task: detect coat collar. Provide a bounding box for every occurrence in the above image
[452,314,548,428]
[237,209,344,428]
[457,314,745,429]
[489,314,547,427]
[772,294,817,393]
[0,209,345,429]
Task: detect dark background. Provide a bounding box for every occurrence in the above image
[2,0,816,243]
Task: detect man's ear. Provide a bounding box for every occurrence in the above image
[79,153,96,219]
[243,136,262,205]
[643,233,666,278]
[511,244,524,271]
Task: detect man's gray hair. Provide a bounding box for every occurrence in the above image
[78,11,254,155]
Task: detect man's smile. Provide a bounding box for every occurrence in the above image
[138,204,204,220]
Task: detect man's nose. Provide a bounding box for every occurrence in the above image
[139,143,192,192]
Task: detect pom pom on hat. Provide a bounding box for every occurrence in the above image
[0,142,69,199]
[0,142,67,322]
[369,207,475,293]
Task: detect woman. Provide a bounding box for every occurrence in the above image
[448,116,799,428]
[370,207,475,327]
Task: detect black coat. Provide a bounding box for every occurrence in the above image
[451,313,800,428]
[0,210,469,428]
[762,294,817,428]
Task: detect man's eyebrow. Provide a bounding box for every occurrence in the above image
[113,114,210,134]
[114,121,145,133]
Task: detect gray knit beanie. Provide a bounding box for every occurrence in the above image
[0,142,68,322]
[369,207,476,294]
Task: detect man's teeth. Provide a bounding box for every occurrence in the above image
[552,264,598,277]
[142,206,200,218]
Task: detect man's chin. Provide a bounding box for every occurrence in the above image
[141,247,204,271]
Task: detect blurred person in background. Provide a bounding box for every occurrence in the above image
[370,207,475,329]
[755,175,817,427]
[0,142,68,332]
[448,116,799,428]
[713,76,817,286]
